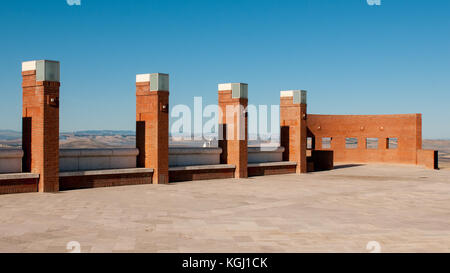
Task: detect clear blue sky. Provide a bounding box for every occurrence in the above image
[0,0,449,138]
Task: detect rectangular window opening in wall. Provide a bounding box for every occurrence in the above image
[345,138,358,149]
[322,137,332,149]
[387,138,398,149]
[366,138,379,149]
[307,137,314,150]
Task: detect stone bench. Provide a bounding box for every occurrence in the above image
[0,173,39,194]
[59,168,154,191]
[169,164,236,182]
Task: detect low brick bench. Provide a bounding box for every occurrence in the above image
[248,162,297,177]
[169,164,236,183]
[59,168,154,191]
[0,173,40,195]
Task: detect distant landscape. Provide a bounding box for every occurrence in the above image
[0,130,274,149]
[1,130,449,169]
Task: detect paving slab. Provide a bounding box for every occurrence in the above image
[0,164,449,253]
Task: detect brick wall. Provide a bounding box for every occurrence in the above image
[0,178,38,195]
[0,60,439,197]
[22,61,60,192]
[307,114,438,169]
[169,168,235,183]
[248,165,297,177]
[218,84,248,178]
[136,74,169,184]
[417,150,439,170]
[60,172,153,191]
[280,91,308,173]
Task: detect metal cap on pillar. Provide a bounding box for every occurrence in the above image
[280,90,307,104]
[22,60,60,82]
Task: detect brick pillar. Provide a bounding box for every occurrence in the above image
[415,113,423,150]
[218,83,248,179]
[415,113,423,164]
[136,73,169,184]
[280,90,307,174]
[22,60,60,192]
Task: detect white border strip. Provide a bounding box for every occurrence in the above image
[136,74,151,83]
[218,83,232,91]
[22,61,37,72]
[280,90,296,97]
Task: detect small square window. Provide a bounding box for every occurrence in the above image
[346,138,358,149]
[387,138,398,149]
[366,138,378,149]
[322,137,332,149]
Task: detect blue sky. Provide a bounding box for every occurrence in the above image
[0,0,449,138]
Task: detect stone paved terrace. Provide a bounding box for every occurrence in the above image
[0,164,449,253]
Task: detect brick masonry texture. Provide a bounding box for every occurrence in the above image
[0,61,439,196]
[169,168,235,183]
[307,114,436,168]
[248,165,297,177]
[417,150,439,169]
[280,96,308,174]
[22,70,60,192]
[218,90,248,178]
[59,173,153,191]
[0,178,38,195]
[136,81,169,184]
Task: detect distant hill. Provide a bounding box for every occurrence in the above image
[0,130,138,148]
[0,130,136,138]
[0,130,21,140]
[65,130,136,137]
[60,130,136,148]
[0,130,449,169]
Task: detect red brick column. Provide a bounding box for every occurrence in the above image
[22,60,60,192]
[136,73,169,184]
[218,83,248,178]
[415,113,423,161]
[280,90,307,174]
